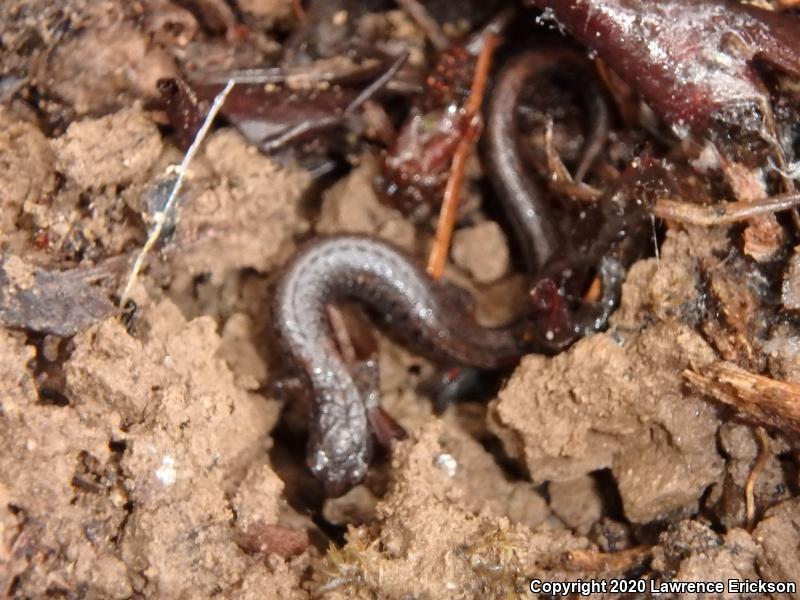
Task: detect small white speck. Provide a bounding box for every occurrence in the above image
[435,453,458,477]
[155,455,177,486]
[546,330,554,341]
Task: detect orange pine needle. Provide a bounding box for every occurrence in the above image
[427,33,499,280]
[293,0,306,21]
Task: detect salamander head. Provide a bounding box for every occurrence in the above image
[307,423,371,497]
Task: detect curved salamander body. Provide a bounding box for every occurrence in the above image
[484,47,610,272]
[274,235,528,495]
[276,46,651,495]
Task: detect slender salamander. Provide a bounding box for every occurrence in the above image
[274,235,530,495]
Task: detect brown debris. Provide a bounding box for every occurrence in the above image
[653,192,800,226]
[723,157,786,262]
[0,256,115,337]
[394,0,450,50]
[685,361,800,435]
[710,402,793,531]
[142,0,199,48]
[742,212,785,262]
[234,522,310,558]
[562,546,651,573]
[744,427,771,530]
[704,256,770,368]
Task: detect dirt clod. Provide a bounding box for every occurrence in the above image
[490,321,722,524]
[451,220,510,284]
[53,109,164,189]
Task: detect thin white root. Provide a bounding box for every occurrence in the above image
[118,79,235,309]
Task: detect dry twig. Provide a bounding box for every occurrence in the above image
[118,79,235,309]
[684,361,800,434]
[395,0,450,50]
[293,0,306,20]
[653,193,800,226]
[426,32,499,280]
[745,427,771,530]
